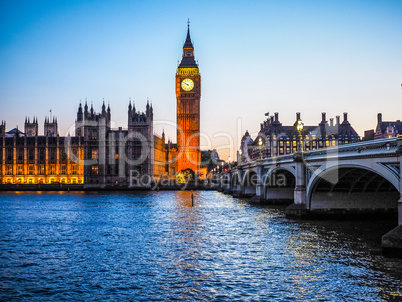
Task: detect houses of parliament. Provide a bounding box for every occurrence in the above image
[0,25,204,186]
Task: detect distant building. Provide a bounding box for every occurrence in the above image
[200,149,221,177]
[239,112,360,162]
[74,101,155,186]
[374,113,402,139]
[0,118,84,185]
[0,101,161,186]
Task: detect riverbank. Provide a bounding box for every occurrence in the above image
[0,183,218,191]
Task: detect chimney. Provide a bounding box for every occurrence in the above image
[296,112,301,121]
[321,112,326,122]
[343,112,348,122]
[274,112,279,122]
[330,118,334,127]
[377,113,382,124]
[336,116,340,125]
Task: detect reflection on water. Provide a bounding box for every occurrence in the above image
[0,190,401,301]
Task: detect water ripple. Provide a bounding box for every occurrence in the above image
[0,191,401,301]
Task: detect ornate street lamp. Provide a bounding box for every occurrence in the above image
[258,137,263,159]
[296,120,304,152]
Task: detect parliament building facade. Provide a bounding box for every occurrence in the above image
[0,25,206,187]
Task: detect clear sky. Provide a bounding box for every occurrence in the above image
[1,0,401,160]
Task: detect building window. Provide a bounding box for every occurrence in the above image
[7,149,13,160]
[332,140,336,146]
[72,165,78,175]
[17,165,23,175]
[39,165,45,175]
[92,150,98,159]
[61,165,66,175]
[39,149,45,161]
[29,149,34,160]
[18,150,23,161]
[50,165,56,175]
[6,165,12,175]
[92,166,99,175]
[326,140,330,147]
[28,165,34,175]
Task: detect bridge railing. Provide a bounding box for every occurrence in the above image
[234,137,399,169]
[302,137,398,160]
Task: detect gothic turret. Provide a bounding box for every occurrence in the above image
[0,121,6,137]
[77,102,83,122]
[102,100,106,115]
[25,116,38,136]
[44,116,58,137]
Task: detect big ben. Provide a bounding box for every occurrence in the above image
[176,23,201,175]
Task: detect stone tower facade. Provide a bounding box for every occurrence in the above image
[176,24,201,175]
[24,117,38,136]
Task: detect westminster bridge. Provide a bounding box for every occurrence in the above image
[217,136,402,257]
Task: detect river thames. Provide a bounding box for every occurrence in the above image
[1,191,401,301]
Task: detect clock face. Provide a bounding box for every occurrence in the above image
[181,78,194,91]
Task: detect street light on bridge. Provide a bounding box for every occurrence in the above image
[296,120,304,152]
[258,137,263,159]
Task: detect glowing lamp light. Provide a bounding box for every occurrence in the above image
[297,120,304,132]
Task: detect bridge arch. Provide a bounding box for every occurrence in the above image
[220,174,231,192]
[231,171,242,194]
[307,163,400,210]
[263,167,296,202]
[242,169,258,196]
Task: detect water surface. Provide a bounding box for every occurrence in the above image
[0,191,401,301]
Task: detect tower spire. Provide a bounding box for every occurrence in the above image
[179,20,197,68]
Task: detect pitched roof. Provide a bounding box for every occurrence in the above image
[183,27,193,49]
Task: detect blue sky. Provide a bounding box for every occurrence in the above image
[1,0,401,160]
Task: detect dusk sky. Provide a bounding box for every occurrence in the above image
[1,0,401,160]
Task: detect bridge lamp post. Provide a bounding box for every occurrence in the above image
[239,149,242,164]
[296,120,304,152]
[259,137,263,159]
[221,161,224,173]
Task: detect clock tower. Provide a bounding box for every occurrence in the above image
[176,22,201,175]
